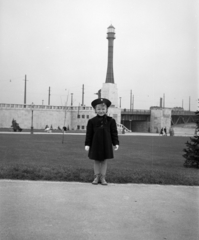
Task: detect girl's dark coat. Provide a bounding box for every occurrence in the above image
[85,115,119,161]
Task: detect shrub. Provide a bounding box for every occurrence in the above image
[183,111,199,168]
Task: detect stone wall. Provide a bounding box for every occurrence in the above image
[150,107,171,133]
[0,104,121,130]
[0,107,70,129]
[1,104,175,133]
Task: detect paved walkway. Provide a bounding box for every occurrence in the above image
[0,131,194,137]
[0,180,198,240]
[0,131,161,136]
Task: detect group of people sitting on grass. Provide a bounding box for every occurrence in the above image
[44,125,53,133]
[44,125,69,133]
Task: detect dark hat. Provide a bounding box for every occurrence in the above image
[91,98,111,108]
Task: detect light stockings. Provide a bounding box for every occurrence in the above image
[94,160,107,176]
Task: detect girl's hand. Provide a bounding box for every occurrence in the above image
[114,145,119,151]
[85,146,90,151]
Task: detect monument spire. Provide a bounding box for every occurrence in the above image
[105,25,115,83]
[101,25,118,108]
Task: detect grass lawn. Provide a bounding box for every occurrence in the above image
[0,134,198,185]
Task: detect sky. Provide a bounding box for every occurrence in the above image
[0,0,198,110]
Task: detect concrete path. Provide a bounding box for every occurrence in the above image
[0,132,161,137]
[0,180,198,240]
[0,131,160,136]
[1,131,193,137]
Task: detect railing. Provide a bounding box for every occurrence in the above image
[117,123,131,133]
[0,103,93,111]
[121,109,150,114]
[171,110,196,115]
[0,103,195,115]
[122,108,195,116]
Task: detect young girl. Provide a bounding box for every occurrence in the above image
[85,98,119,185]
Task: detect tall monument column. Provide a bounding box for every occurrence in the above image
[101,25,118,107]
[105,25,115,83]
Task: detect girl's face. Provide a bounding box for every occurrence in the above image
[95,103,107,116]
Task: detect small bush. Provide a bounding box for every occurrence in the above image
[183,111,199,168]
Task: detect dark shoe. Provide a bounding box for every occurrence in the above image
[92,174,100,185]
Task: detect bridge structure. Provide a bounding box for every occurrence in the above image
[121,108,197,132]
[0,103,197,133]
[171,110,197,125]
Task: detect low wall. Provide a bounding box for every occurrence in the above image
[173,127,195,137]
[0,103,121,130]
[0,108,71,129]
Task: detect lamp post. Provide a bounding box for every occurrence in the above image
[122,118,125,134]
[31,102,34,134]
[129,119,132,132]
[71,93,73,106]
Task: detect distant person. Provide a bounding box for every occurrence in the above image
[11,119,22,132]
[44,125,51,133]
[164,127,167,136]
[160,128,164,136]
[85,98,119,185]
[169,127,174,136]
[63,126,67,132]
